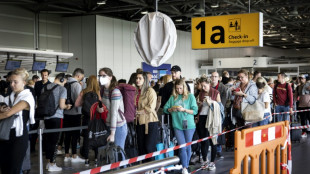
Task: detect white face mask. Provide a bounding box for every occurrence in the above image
[99,76,109,85]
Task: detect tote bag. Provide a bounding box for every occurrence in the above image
[241,100,265,122]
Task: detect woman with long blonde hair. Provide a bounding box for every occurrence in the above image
[163,78,198,174]
[75,75,102,166]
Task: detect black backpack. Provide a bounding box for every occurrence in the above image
[36,84,59,118]
[82,92,99,116]
[64,81,77,108]
[97,142,127,167]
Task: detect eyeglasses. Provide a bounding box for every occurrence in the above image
[98,75,107,78]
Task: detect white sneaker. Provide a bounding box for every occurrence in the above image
[201,160,210,168]
[208,162,216,171]
[182,168,189,174]
[48,164,62,172]
[64,157,71,162]
[71,156,85,163]
[301,132,307,138]
[56,149,64,155]
[46,163,51,170]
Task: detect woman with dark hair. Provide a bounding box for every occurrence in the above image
[75,75,101,166]
[232,69,258,127]
[128,73,137,87]
[196,77,221,171]
[0,68,35,174]
[163,78,198,174]
[99,68,127,149]
[135,72,159,162]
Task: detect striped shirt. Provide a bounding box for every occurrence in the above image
[102,88,126,131]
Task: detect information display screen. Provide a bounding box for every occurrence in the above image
[32,61,46,71]
[55,62,69,72]
[5,60,22,70]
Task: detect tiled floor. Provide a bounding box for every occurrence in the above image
[23,134,310,174]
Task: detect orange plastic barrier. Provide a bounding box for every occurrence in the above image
[230,121,289,174]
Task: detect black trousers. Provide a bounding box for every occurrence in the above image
[81,115,98,159]
[64,114,81,154]
[299,107,310,133]
[44,118,61,163]
[197,115,216,162]
[0,128,28,174]
[136,122,159,162]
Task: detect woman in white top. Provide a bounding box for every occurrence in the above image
[0,68,35,174]
[252,77,271,127]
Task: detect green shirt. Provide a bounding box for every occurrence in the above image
[163,93,198,130]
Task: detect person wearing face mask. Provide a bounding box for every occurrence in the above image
[0,68,35,174]
[135,72,159,162]
[99,68,127,150]
[75,75,101,166]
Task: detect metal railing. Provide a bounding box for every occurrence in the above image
[105,156,180,174]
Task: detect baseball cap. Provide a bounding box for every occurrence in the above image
[170,65,181,72]
[299,74,306,79]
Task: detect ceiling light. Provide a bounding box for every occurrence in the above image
[211,3,219,8]
[296,49,300,51]
[141,11,148,14]
[308,48,310,50]
[282,46,287,48]
[265,43,272,45]
[263,34,280,37]
[280,26,287,29]
[294,41,300,44]
[281,38,287,41]
[263,20,269,23]
[175,19,182,22]
[97,0,106,5]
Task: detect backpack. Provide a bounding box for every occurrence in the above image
[110,84,136,123]
[64,81,77,108]
[36,84,59,118]
[274,83,289,106]
[97,142,127,167]
[82,92,99,116]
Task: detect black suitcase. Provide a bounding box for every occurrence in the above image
[291,123,302,142]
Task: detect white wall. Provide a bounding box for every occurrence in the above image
[96,15,209,81]
[62,16,97,76]
[0,5,62,51]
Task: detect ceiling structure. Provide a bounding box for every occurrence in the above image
[3,0,310,50]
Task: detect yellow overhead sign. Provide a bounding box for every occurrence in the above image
[192,13,263,49]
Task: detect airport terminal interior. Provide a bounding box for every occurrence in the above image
[0,0,310,174]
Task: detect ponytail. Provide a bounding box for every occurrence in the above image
[109,75,118,91]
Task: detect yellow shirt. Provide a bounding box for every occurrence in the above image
[135,87,159,134]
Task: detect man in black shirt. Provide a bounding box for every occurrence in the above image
[160,65,191,108]
[34,69,51,100]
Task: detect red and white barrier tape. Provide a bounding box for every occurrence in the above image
[290,124,310,130]
[75,109,310,174]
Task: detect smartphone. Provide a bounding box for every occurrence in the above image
[182,119,188,129]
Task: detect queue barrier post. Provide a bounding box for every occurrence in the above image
[38,128,43,174]
[230,121,289,174]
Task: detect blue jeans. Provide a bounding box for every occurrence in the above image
[275,105,290,122]
[252,113,270,127]
[174,128,195,168]
[114,123,128,150]
[217,145,222,153]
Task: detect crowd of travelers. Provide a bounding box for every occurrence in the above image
[0,65,309,174]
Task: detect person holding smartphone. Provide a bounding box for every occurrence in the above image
[196,77,221,171]
[163,78,198,174]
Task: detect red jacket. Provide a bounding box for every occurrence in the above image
[273,83,293,108]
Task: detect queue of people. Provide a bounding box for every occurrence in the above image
[0,65,310,174]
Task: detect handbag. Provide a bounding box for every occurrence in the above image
[241,100,265,122]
